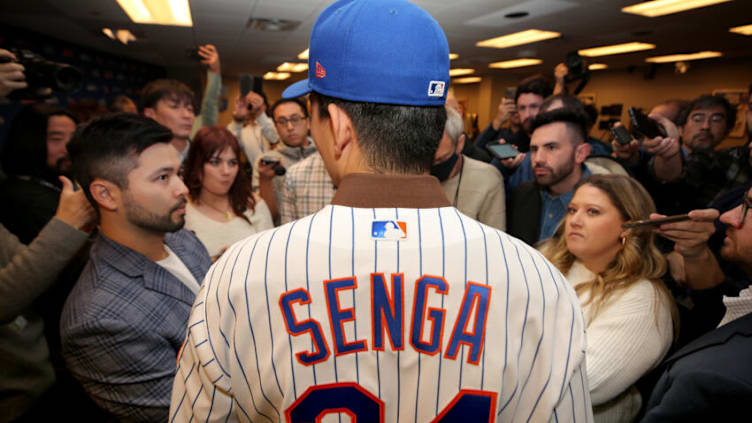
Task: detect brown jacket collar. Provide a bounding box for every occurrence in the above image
[331,173,450,209]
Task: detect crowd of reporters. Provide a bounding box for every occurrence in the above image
[0,39,751,423]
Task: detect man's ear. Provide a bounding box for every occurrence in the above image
[143,108,156,120]
[456,134,466,154]
[327,103,355,158]
[89,179,120,212]
[575,141,590,164]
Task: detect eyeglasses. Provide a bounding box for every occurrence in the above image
[689,112,725,124]
[741,195,751,227]
[275,115,306,126]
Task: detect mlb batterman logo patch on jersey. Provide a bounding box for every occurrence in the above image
[371,220,407,240]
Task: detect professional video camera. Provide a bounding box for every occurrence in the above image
[0,48,83,99]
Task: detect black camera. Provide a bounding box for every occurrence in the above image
[563,51,591,95]
[260,157,286,176]
[0,48,83,99]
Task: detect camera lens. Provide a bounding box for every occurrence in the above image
[53,65,83,94]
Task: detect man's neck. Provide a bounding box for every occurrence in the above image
[100,218,168,262]
[547,166,582,197]
[171,137,189,153]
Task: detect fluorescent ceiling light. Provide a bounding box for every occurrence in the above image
[263,72,291,80]
[477,29,561,49]
[579,42,655,57]
[588,63,608,70]
[646,51,723,63]
[453,77,482,84]
[102,28,115,40]
[116,0,193,26]
[277,62,308,72]
[622,0,731,17]
[489,58,543,69]
[730,24,752,36]
[449,68,475,77]
[449,53,459,60]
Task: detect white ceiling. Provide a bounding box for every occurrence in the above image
[1,0,751,80]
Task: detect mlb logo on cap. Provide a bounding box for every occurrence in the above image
[428,81,445,97]
[282,0,450,106]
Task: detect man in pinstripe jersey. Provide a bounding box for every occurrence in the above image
[170,0,593,422]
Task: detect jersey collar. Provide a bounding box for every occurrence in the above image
[331,173,451,209]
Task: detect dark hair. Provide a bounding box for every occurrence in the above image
[1,103,78,179]
[540,93,585,114]
[107,94,137,113]
[270,98,309,119]
[310,91,446,174]
[515,75,553,103]
[138,79,195,113]
[182,126,255,222]
[653,99,690,125]
[679,94,736,130]
[529,108,588,143]
[67,113,174,212]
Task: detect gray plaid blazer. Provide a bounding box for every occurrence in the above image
[60,229,210,422]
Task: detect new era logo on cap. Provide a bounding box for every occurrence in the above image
[428,81,445,97]
[315,61,327,79]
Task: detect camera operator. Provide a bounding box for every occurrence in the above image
[0,50,99,422]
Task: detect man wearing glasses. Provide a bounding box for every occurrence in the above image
[642,186,752,422]
[258,98,321,223]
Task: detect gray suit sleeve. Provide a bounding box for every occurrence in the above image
[0,218,88,323]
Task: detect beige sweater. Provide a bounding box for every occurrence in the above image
[567,261,673,423]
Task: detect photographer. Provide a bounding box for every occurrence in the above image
[0,51,99,421]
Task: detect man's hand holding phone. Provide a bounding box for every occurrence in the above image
[492,98,516,130]
[610,122,640,164]
[649,209,719,258]
[491,139,524,169]
[642,113,680,160]
[245,91,266,118]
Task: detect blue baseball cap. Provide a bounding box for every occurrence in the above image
[282,0,449,106]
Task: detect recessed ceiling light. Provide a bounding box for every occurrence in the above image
[263,72,291,80]
[477,29,561,49]
[449,68,475,77]
[645,51,722,63]
[489,58,543,69]
[504,11,529,19]
[453,77,482,84]
[116,0,193,26]
[579,42,656,57]
[277,62,308,72]
[449,53,459,60]
[102,28,137,44]
[298,49,309,60]
[622,0,732,18]
[588,63,608,70]
[730,24,752,36]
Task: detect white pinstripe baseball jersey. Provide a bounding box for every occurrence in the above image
[170,175,592,423]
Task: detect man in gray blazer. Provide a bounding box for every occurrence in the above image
[60,113,211,422]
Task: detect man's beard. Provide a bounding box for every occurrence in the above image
[124,195,186,233]
[533,154,576,188]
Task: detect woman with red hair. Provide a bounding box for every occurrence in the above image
[183,126,273,260]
